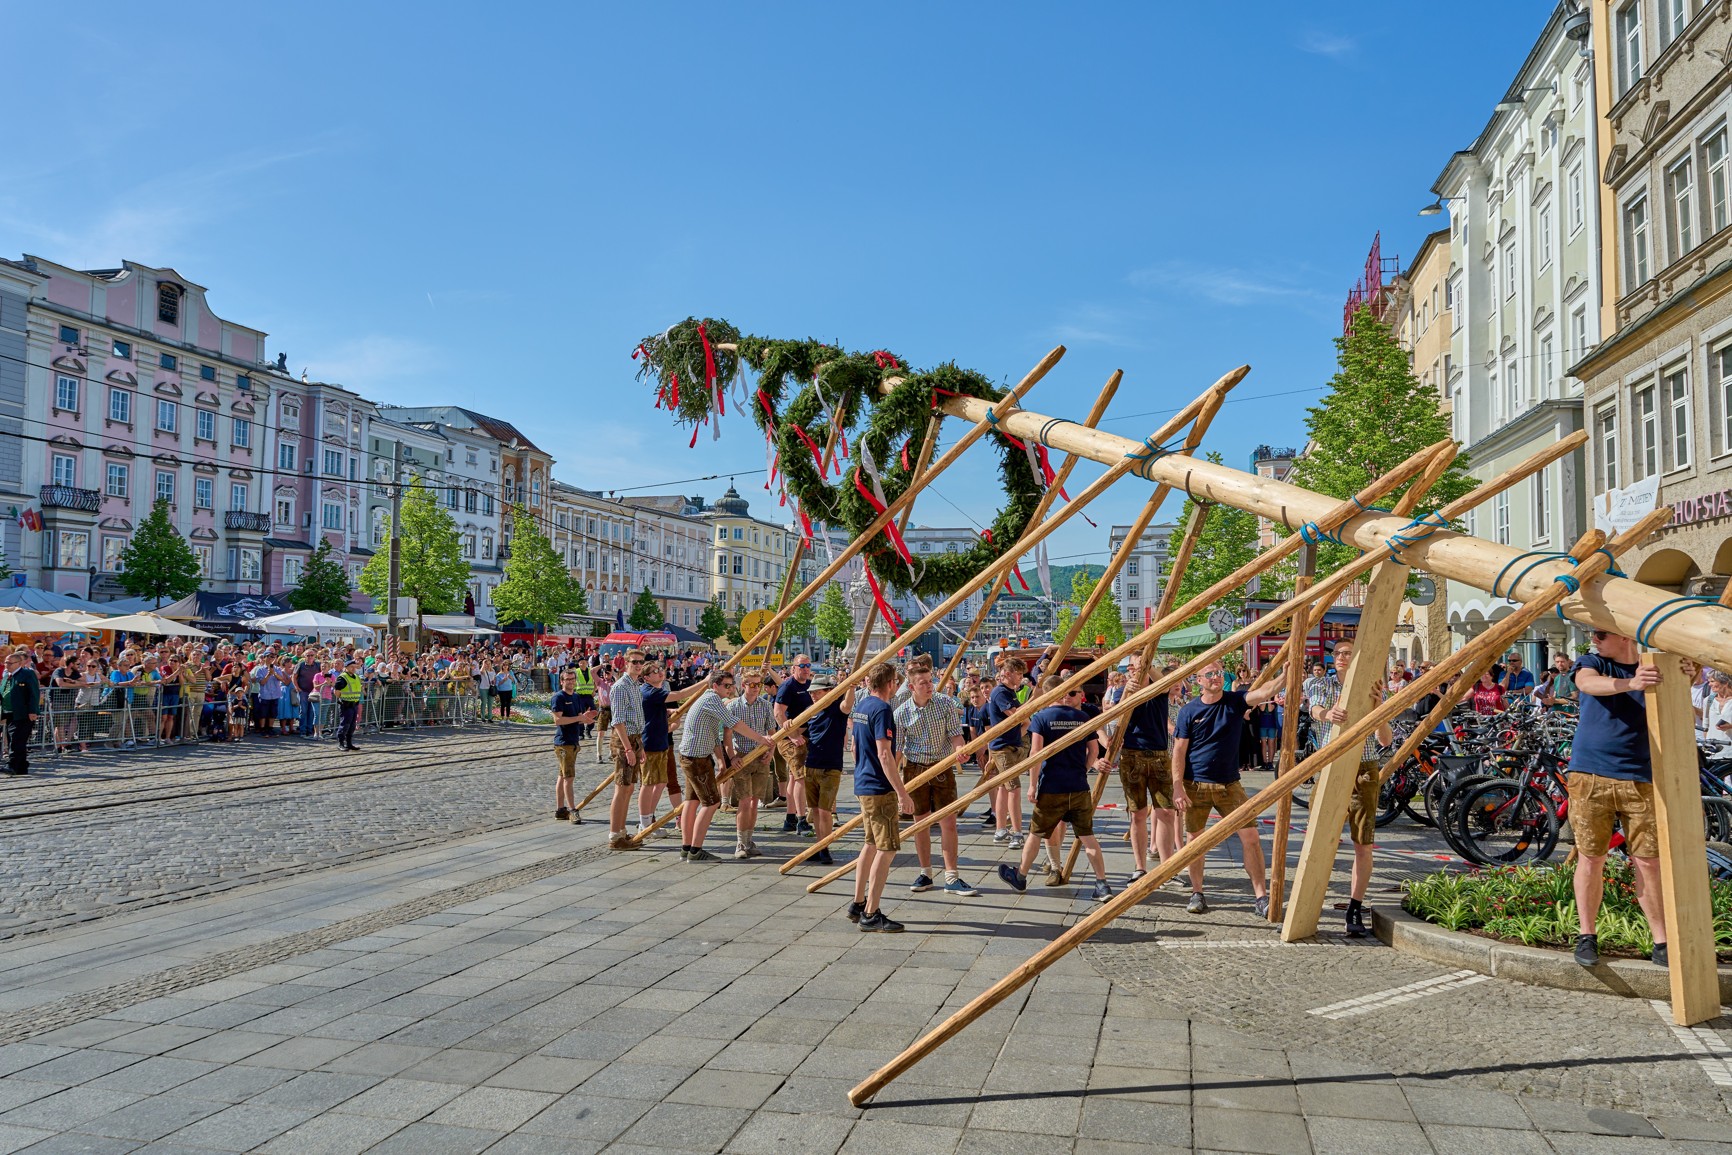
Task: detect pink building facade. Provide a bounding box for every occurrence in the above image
[12,257,363,604]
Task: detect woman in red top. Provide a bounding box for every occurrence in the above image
[1469,671,1506,715]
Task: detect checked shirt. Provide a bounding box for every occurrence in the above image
[677,690,739,758]
[609,675,645,736]
[1309,678,1380,761]
[893,692,966,764]
[727,694,775,756]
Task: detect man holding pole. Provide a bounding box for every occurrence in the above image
[846,662,914,932]
[1173,660,1278,916]
[985,656,1030,850]
[892,662,978,897]
[998,677,1114,902]
[607,650,648,850]
[676,670,774,863]
[1307,639,1393,937]
[774,654,816,837]
[1567,629,1668,968]
[803,675,851,866]
[1119,654,1177,881]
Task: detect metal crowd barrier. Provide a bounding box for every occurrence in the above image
[2,679,492,761]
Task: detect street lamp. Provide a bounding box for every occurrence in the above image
[1419,193,1467,217]
[1494,81,1557,113]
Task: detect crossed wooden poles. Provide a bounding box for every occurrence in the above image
[606,345,1732,1101]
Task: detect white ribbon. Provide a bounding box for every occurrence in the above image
[1037,541,1053,600]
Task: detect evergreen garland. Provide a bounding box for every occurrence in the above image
[633,319,1045,599]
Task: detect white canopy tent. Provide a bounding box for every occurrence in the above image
[243,610,377,639]
[98,613,219,638]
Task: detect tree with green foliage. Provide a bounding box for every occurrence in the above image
[628,587,664,631]
[357,479,469,616]
[1171,453,1262,627]
[116,499,203,607]
[1052,569,1126,649]
[784,599,817,650]
[697,597,729,644]
[490,504,588,641]
[1273,304,1473,591]
[815,582,854,651]
[286,537,352,614]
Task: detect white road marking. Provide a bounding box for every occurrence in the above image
[1157,938,1372,950]
[1307,969,1489,1020]
[1649,1000,1732,1089]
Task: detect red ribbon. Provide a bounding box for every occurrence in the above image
[757,389,777,427]
[853,470,914,566]
[900,441,910,471]
[670,374,681,409]
[793,425,827,475]
[865,569,903,631]
[930,386,965,411]
[796,505,815,544]
[872,350,901,370]
[698,323,721,415]
[1014,564,1030,591]
[689,423,701,449]
[632,344,648,361]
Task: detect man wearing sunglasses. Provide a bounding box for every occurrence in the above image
[607,650,649,850]
[775,655,817,837]
[1173,660,1280,917]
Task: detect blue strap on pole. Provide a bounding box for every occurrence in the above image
[1594,547,1627,578]
[1299,521,1345,547]
[1490,549,1569,601]
[1634,595,1717,648]
[1123,437,1175,480]
[1384,511,1450,566]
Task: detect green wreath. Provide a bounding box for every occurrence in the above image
[633,319,1046,600]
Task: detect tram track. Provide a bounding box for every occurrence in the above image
[0,732,551,823]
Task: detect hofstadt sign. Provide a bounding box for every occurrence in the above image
[1670,487,1732,528]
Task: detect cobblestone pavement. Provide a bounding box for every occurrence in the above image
[0,728,562,939]
[0,785,1725,1153]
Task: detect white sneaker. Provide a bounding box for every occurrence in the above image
[733,845,750,861]
[653,825,675,840]
[122,740,136,749]
[1007,834,1026,850]
[992,830,1012,844]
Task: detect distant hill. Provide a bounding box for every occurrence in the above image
[1044,563,1104,600]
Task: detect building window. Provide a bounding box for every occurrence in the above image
[323,449,342,476]
[1539,334,1555,399]
[108,388,131,424]
[194,477,212,509]
[1634,383,1659,479]
[155,399,177,433]
[195,409,215,441]
[1599,406,1619,490]
[236,374,251,392]
[1503,241,1517,299]
[1127,583,1139,600]
[717,553,727,575]
[278,442,296,471]
[159,352,177,371]
[1568,164,1585,235]
[102,536,125,572]
[232,417,251,448]
[1665,366,1692,469]
[482,494,493,515]
[194,544,211,576]
[1127,559,1139,577]
[1667,156,1695,259]
[56,529,89,570]
[531,478,542,507]
[1616,0,1643,96]
[1704,130,1729,235]
[733,527,743,540]
[466,450,477,466]
[240,548,261,581]
[230,483,249,512]
[1538,203,1552,268]
[732,554,743,575]
[446,487,459,511]
[465,489,477,513]
[481,537,493,560]
[58,324,79,345]
[1533,466,1551,542]
[463,534,476,559]
[1624,195,1650,291]
[111,339,131,360]
[105,463,129,499]
[199,364,216,381]
[1660,0,1688,47]
[283,556,303,586]
[1494,491,1511,545]
[275,496,293,525]
[51,454,76,488]
[55,375,78,412]
[155,470,175,504]
[1572,307,1589,362]
[156,282,180,324]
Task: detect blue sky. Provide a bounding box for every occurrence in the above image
[2,1,1543,570]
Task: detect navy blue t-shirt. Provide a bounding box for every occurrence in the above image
[1030,704,1093,794]
[1123,692,1170,752]
[805,699,850,772]
[964,702,988,744]
[851,695,898,795]
[1175,690,1250,784]
[1569,654,1651,782]
[775,677,813,733]
[986,684,1025,750]
[551,691,591,746]
[641,684,671,753]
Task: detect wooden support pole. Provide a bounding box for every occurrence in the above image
[1643,650,1721,1026]
[808,440,1460,893]
[1267,551,1316,922]
[570,768,616,821]
[850,416,944,669]
[912,391,1732,667]
[1057,496,1216,883]
[846,511,1665,1107]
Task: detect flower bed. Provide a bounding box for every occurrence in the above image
[1401,862,1732,961]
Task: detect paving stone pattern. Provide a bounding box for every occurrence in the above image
[0,730,554,939]
[0,815,1727,1152]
